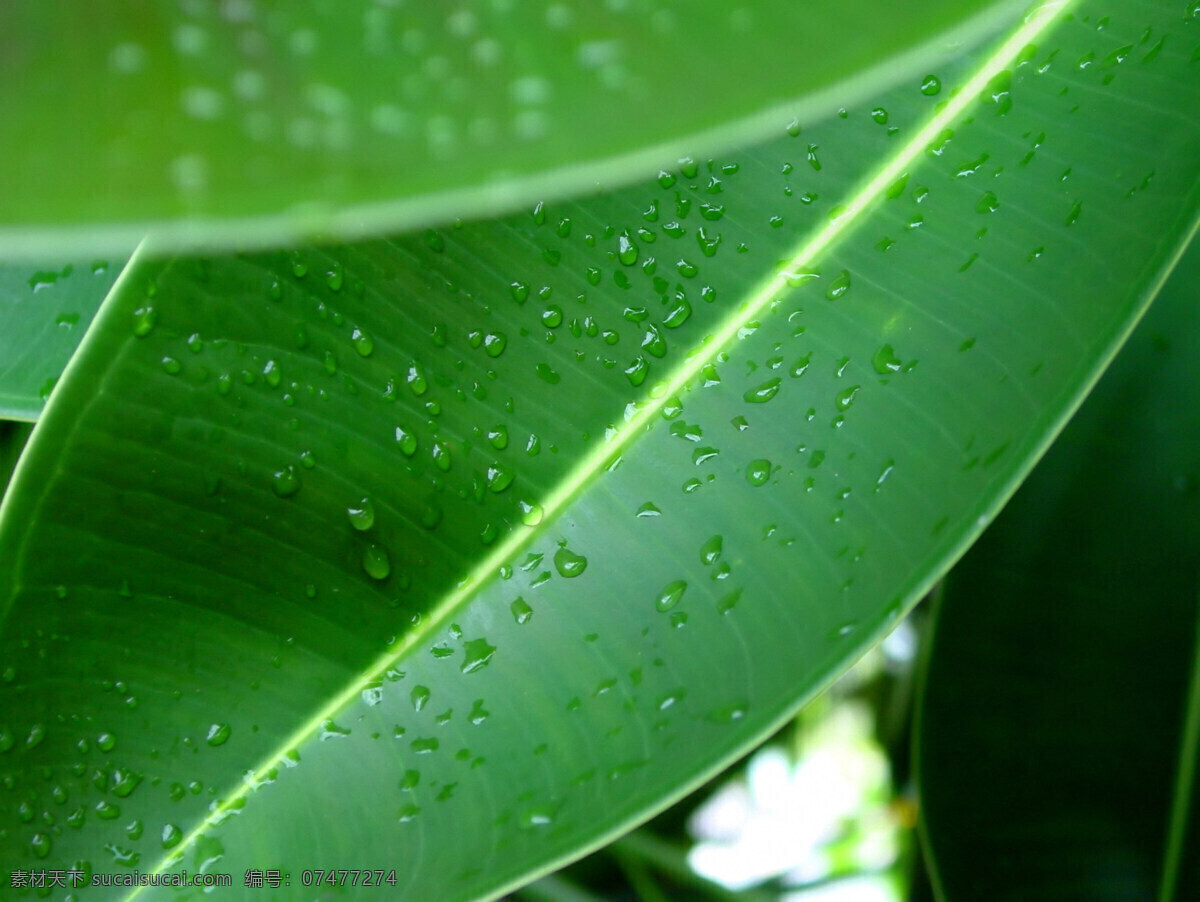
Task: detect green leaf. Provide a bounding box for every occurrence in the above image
[915,236,1200,901]
[1,0,1198,899]
[0,259,123,421]
[0,0,1019,257]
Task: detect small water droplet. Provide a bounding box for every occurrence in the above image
[518,500,544,526]
[872,345,902,374]
[461,638,497,673]
[655,580,687,613]
[486,464,515,493]
[554,545,588,578]
[352,328,374,357]
[920,74,942,95]
[510,597,533,624]
[411,685,430,711]
[746,459,772,486]
[348,498,376,531]
[394,426,418,456]
[132,306,157,337]
[161,824,182,848]
[826,270,851,300]
[362,544,391,580]
[617,234,639,266]
[206,724,231,747]
[271,465,300,498]
[743,377,781,404]
[700,535,723,565]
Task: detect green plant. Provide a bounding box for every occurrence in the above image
[0,1,1197,900]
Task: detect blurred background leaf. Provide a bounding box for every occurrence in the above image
[915,233,1200,901]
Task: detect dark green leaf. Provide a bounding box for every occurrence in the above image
[915,237,1200,901]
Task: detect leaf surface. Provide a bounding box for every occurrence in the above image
[915,236,1200,901]
[0,0,1018,257]
[1,1,1198,899]
[0,260,123,420]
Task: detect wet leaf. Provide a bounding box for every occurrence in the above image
[0,0,1198,898]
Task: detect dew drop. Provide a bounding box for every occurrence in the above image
[617,234,639,266]
[362,544,391,580]
[132,306,157,337]
[461,638,497,673]
[700,535,723,565]
[743,377,781,404]
[826,270,851,300]
[518,500,544,526]
[510,597,533,624]
[655,580,687,613]
[352,328,374,357]
[746,459,772,486]
[271,465,300,498]
[554,545,588,578]
[872,345,902,374]
[347,498,376,531]
[206,724,231,747]
[921,74,942,95]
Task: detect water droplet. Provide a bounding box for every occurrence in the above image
[271,465,300,497]
[431,441,451,472]
[655,580,687,613]
[411,686,430,712]
[132,305,157,337]
[518,500,544,526]
[30,833,51,859]
[352,328,374,357]
[617,234,639,266]
[835,385,861,411]
[636,502,661,518]
[743,378,781,404]
[518,800,562,829]
[161,824,182,848]
[826,270,851,300]
[510,597,533,624]
[362,544,391,580]
[394,426,418,456]
[348,498,376,531]
[483,332,508,358]
[920,74,942,95]
[554,546,588,578]
[700,535,723,565]
[206,724,231,747]
[461,638,497,673]
[872,345,902,374]
[717,589,742,614]
[746,459,772,486]
[976,190,999,214]
[1065,200,1083,226]
[411,737,438,754]
[486,464,515,493]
